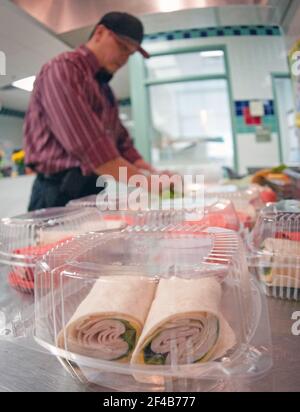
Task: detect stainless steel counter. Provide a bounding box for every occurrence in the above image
[0,296,299,392]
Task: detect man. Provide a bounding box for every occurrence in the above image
[24,12,167,211]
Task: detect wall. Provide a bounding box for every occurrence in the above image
[274,76,300,165]
[228,36,288,172]
[0,174,34,218]
[131,8,290,174]
[0,113,24,158]
[141,6,280,34]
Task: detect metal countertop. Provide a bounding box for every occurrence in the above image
[0,291,299,392]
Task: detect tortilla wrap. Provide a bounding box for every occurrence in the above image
[131,276,236,367]
[57,275,157,362]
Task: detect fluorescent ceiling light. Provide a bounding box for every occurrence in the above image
[12,76,36,92]
[158,0,182,13]
[199,109,208,128]
[200,51,224,58]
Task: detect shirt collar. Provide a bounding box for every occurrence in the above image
[77,44,101,76]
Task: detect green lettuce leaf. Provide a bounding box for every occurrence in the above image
[143,341,167,365]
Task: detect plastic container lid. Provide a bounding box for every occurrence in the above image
[33,227,272,391]
[180,199,241,232]
[0,207,126,293]
[0,207,128,352]
[249,200,300,300]
[67,192,186,230]
[67,195,99,209]
[67,194,241,233]
[202,184,263,230]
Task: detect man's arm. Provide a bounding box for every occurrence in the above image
[41,61,168,191]
[95,157,164,193]
[116,124,160,175]
[95,157,144,181]
[134,158,157,175]
[134,158,176,179]
[116,123,144,164]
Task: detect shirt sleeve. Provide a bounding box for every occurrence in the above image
[117,122,143,164]
[40,59,120,171]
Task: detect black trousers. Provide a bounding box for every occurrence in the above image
[28,168,105,211]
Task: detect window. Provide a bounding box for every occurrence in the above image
[146,49,234,171]
[146,50,225,80]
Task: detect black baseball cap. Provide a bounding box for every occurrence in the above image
[97,12,150,58]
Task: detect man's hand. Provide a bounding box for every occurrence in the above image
[95,157,141,182]
[158,169,176,178]
[95,157,183,195]
[95,157,163,193]
[134,158,156,175]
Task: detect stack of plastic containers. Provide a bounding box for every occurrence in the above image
[183,199,241,232]
[248,200,300,301]
[67,182,274,235]
[33,226,272,392]
[67,193,186,230]
[201,184,266,230]
[68,192,242,233]
[68,194,102,209]
[0,207,126,340]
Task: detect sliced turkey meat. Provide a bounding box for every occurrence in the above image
[132,276,236,368]
[57,275,156,362]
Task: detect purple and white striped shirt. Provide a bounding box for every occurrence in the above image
[24,45,142,176]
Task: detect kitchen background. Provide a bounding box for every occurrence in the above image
[0,0,299,216]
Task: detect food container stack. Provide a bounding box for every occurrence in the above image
[68,192,242,233]
[248,200,300,301]
[180,199,241,232]
[67,192,186,230]
[34,226,272,392]
[0,207,125,340]
[201,184,264,231]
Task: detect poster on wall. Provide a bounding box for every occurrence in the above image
[289,40,300,128]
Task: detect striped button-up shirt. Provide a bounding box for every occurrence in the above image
[24,45,142,176]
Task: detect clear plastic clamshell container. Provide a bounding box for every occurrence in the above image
[202,184,265,230]
[67,193,186,230]
[248,200,300,301]
[198,199,241,233]
[68,193,241,233]
[34,227,272,392]
[0,207,126,343]
[68,194,101,208]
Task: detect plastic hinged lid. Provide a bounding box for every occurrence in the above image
[67,186,133,210]
[153,199,241,233]
[0,207,126,293]
[199,199,241,232]
[68,194,241,233]
[67,195,99,208]
[204,184,261,203]
[203,184,263,230]
[248,200,300,300]
[34,227,272,391]
[0,207,126,346]
[67,192,186,230]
